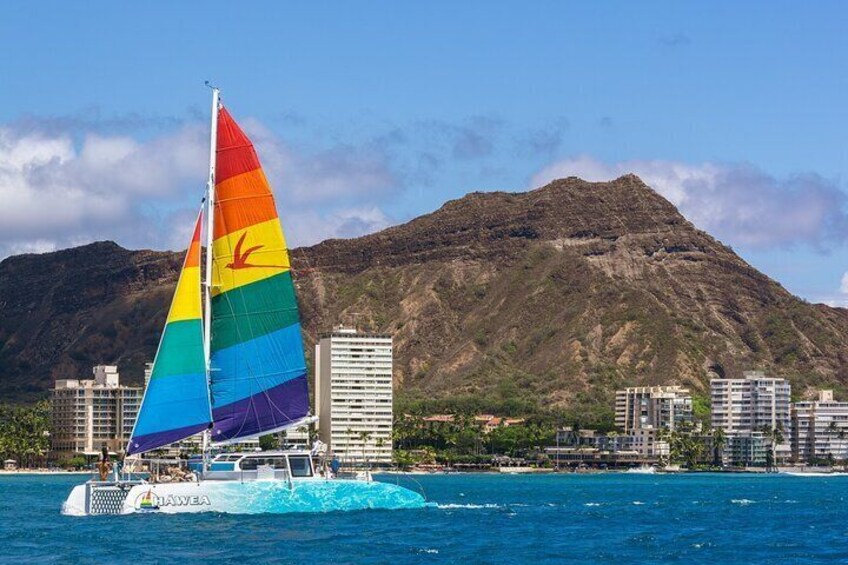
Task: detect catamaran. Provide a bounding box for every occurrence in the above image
[62,88,425,515]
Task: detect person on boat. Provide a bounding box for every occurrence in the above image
[97,446,112,481]
[311,439,327,456]
[167,465,188,481]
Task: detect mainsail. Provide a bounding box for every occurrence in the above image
[209,106,310,442]
[127,213,211,455]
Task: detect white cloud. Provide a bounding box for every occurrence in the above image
[284,206,393,246]
[0,116,400,258]
[241,118,398,206]
[831,271,848,306]
[0,124,207,256]
[532,156,848,249]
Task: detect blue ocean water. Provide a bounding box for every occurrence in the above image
[3,472,848,564]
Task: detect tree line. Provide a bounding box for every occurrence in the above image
[0,401,50,468]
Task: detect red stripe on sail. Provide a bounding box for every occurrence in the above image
[216,106,261,184]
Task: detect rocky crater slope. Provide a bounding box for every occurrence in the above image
[2,175,847,411]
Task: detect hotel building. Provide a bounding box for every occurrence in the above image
[50,365,142,459]
[791,390,848,463]
[615,386,693,433]
[711,371,791,434]
[315,327,393,465]
[711,371,792,462]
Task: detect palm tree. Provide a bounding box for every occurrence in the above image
[760,425,784,471]
[712,428,726,467]
[358,430,373,467]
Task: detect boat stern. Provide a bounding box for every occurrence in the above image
[61,484,89,516]
[62,481,143,516]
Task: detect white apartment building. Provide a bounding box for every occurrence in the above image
[50,365,142,459]
[792,390,848,463]
[615,386,693,433]
[711,371,791,434]
[711,371,791,461]
[315,327,393,465]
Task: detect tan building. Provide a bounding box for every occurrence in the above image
[626,427,671,458]
[50,365,142,459]
[615,386,693,433]
[315,327,393,465]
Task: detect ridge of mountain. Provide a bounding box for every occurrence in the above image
[2,175,847,415]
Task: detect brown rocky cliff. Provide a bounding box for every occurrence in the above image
[2,175,848,409]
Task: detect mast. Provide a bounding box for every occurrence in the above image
[202,85,220,464]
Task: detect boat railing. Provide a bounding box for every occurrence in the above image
[124,457,199,483]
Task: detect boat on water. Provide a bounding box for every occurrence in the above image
[62,88,425,516]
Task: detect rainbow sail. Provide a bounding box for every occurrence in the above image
[127,213,211,455]
[209,106,309,442]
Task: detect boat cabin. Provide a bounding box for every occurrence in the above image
[205,451,315,481]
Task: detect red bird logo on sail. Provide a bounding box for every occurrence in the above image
[226,232,286,270]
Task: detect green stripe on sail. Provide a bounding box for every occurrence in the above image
[211,271,300,352]
[151,318,206,378]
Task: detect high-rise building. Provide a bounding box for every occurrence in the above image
[791,390,848,463]
[50,365,142,460]
[711,371,791,462]
[615,386,693,433]
[711,371,791,434]
[315,327,393,465]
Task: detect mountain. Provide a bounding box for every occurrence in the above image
[2,175,848,416]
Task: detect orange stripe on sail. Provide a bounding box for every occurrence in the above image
[213,168,279,239]
[216,106,260,184]
[184,214,202,268]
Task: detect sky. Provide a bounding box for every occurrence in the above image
[1,1,847,304]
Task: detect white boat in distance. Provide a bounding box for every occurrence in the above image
[62,88,425,515]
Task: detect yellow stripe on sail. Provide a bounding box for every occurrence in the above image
[212,218,290,296]
[166,266,202,324]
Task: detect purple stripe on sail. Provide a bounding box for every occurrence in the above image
[126,422,210,456]
[211,373,309,442]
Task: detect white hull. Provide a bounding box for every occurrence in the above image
[63,477,425,516]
